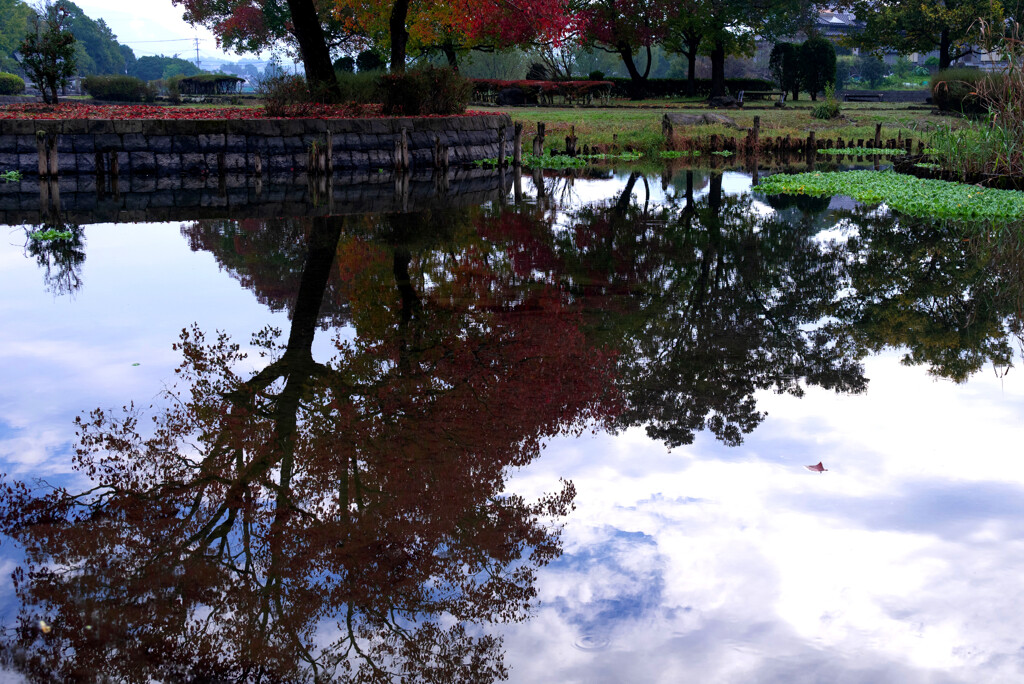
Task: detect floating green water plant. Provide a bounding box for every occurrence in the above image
[658,150,701,158]
[29,228,74,241]
[817,147,907,156]
[754,170,1024,221]
[1,170,21,182]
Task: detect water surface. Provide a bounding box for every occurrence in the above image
[1,168,1023,683]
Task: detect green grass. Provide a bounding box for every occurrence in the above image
[482,103,947,155]
[754,170,1024,221]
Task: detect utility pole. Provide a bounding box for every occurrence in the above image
[194,36,201,70]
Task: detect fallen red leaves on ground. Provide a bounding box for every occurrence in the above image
[0,102,490,120]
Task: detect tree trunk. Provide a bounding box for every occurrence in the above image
[709,39,726,99]
[939,28,952,69]
[686,35,700,97]
[617,42,650,100]
[390,0,411,73]
[442,42,458,71]
[284,0,340,100]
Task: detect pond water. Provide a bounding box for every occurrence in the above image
[1,167,1024,683]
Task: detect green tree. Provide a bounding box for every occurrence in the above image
[799,36,836,100]
[0,0,32,58]
[128,54,201,81]
[19,0,76,104]
[843,0,1005,70]
[64,2,126,74]
[769,41,800,100]
[859,53,885,88]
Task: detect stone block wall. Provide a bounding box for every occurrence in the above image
[0,114,515,176]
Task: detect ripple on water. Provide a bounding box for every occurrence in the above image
[573,634,611,651]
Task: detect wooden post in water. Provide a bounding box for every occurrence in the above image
[874,123,882,149]
[326,130,333,175]
[36,133,48,177]
[533,122,545,156]
[751,116,760,154]
[498,125,506,168]
[36,131,58,177]
[566,125,577,157]
[254,152,262,176]
[513,123,523,166]
[401,128,410,170]
[806,130,816,165]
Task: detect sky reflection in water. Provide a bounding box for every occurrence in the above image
[1,168,1023,682]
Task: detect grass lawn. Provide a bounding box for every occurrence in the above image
[478,102,964,155]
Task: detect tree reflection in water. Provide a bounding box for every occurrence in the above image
[7,170,1024,680]
[0,211,615,682]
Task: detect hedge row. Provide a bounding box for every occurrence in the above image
[471,79,614,101]
[82,75,154,102]
[604,77,775,98]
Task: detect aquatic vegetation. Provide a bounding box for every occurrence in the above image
[29,228,74,241]
[658,150,701,158]
[0,170,20,181]
[817,147,906,156]
[711,150,733,157]
[754,170,1024,221]
[584,151,643,161]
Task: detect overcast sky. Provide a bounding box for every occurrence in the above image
[70,0,269,64]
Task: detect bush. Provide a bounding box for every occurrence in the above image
[379,66,470,115]
[930,68,994,114]
[335,71,380,103]
[588,70,605,81]
[256,73,312,117]
[82,75,153,102]
[0,72,26,95]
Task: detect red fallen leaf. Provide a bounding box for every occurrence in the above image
[805,462,828,472]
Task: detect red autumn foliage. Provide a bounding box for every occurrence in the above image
[0,102,493,120]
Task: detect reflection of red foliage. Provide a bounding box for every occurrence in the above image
[0,214,620,681]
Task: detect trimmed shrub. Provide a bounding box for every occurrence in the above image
[603,77,774,99]
[0,72,26,95]
[379,66,470,115]
[930,68,994,115]
[334,56,355,73]
[769,43,801,100]
[82,75,153,102]
[178,74,245,95]
[356,50,385,73]
[800,37,837,100]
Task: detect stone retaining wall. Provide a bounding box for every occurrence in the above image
[0,114,514,176]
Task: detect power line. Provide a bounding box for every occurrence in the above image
[119,38,204,45]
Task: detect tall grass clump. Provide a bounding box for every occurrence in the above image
[928,20,1024,179]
